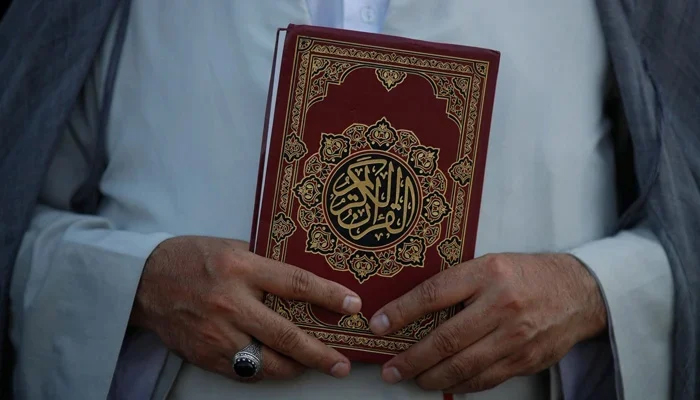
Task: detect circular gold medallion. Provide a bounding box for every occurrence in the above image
[324,151,422,250]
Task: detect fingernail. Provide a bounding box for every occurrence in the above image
[342,295,362,314]
[330,361,350,378]
[370,313,390,335]
[382,366,402,384]
[369,314,389,335]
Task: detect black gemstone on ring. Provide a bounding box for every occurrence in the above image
[234,358,257,378]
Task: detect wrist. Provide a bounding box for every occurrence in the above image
[563,253,608,341]
[128,237,172,330]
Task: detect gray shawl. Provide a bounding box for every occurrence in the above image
[596,1,700,398]
[0,0,698,398]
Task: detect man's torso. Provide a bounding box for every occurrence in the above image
[94,1,613,399]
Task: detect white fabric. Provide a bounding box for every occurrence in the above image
[569,226,673,400]
[306,0,388,32]
[9,1,673,400]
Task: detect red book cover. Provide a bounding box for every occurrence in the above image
[250,24,500,364]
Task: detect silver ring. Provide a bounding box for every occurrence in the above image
[232,340,263,378]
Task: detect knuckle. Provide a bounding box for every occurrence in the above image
[485,254,512,282]
[197,321,226,346]
[289,268,313,296]
[206,291,235,313]
[497,286,525,313]
[509,319,537,342]
[212,246,253,277]
[187,351,205,366]
[208,247,231,267]
[392,301,410,327]
[516,346,540,369]
[186,340,214,367]
[210,247,237,270]
[446,359,470,382]
[392,355,419,379]
[272,326,302,354]
[432,326,462,357]
[263,356,304,380]
[416,376,438,391]
[263,357,284,378]
[277,363,305,379]
[469,375,499,392]
[401,355,419,376]
[418,280,440,305]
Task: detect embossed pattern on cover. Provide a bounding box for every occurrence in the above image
[251,24,500,364]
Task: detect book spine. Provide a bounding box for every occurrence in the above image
[249,28,285,251]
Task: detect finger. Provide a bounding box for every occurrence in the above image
[212,328,306,381]
[369,266,476,336]
[238,300,352,378]
[380,297,496,383]
[413,325,521,391]
[444,357,514,394]
[249,254,362,315]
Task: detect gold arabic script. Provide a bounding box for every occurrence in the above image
[325,152,420,249]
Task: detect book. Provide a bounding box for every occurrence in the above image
[250,24,500,364]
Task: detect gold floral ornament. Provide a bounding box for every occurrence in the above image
[342,124,369,151]
[409,145,440,176]
[375,68,408,91]
[427,74,468,129]
[311,58,330,75]
[312,43,478,75]
[326,243,352,271]
[448,155,474,186]
[437,309,450,324]
[306,330,411,352]
[438,236,462,266]
[283,133,308,162]
[339,313,370,329]
[454,77,469,95]
[320,133,351,163]
[392,313,434,340]
[271,244,282,261]
[298,37,313,51]
[394,130,419,156]
[365,117,398,150]
[414,219,441,247]
[298,206,324,231]
[306,224,338,255]
[278,165,294,210]
[271,213,296,243]
[377,250,401,276]
[451,189,466,235]
[421,170,447,194]
[395,236,426,267]
[275,300,316,325]
[422,192,451,225]
[307,59,355,107]
[294,176,323,207]
[304,154,326,177]
[348,252,380,283]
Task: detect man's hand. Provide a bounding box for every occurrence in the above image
[129,236,362,382]
[368,253,607,393]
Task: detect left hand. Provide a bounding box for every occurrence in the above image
[368,253,607,393]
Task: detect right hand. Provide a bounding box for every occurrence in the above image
[129,236,362,381]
